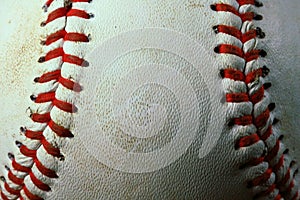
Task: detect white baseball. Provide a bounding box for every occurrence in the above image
[0,0,299,199]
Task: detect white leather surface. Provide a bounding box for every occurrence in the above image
[0,0,299,200]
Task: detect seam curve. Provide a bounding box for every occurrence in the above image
[212,1,299,199]
[0,0,92,199]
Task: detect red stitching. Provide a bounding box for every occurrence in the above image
[31,113,51,123]
[35,159,58,178]
[8,171,24,185]
[213,1,299,199]
[23,186,43,200]
[29,172,51,192]
[236,134,260,149]
[226,93,249,102]
[20,146,37,158]
[41,138,61,157]
[67,9,92,19]
[48,120,74,137]
[12,160,31,173]
[43,30,67,45]
[1,1,92,199]
[4,183,20,196]
[1,191,9,200]
[24,129,44,140]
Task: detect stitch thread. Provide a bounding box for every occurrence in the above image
[212,1,299,199]
[0,0,91,199]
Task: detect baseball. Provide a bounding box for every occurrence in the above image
[0,0,299,199]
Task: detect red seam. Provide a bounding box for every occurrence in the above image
[4,182,20,196]
[222,68,245,81]
[249,168,273,187]
[23,186,44,200]
[43,30,67,45]
[20,146,37,158]
[2,2,92,198]
[212,4,256,22]
[12,160,31,173]
[41,138,61,157]
[226,93,249,102]
[232,115,253,126]
[236,133,260,148]
[213,2,299,199]
[67,9,91,19]
[29,172,51,191]
[31,113,51,123]
[24,130,44,140]
[44,7,68,25]
[8,170,24,185]
[48,120,74,138]
[1,191,10,200]
[35,159,58,178]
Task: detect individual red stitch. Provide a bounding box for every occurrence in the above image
[8,170,24,185]
[59,76,82,92]
[44,0,54,8]
[29,172,51,191]
[241,29,257,43]
[23,186,44,200]
[232,115,253,126]
[273,155,285,172]
[265,140,280,162]
[254,183,276,199]
[239,12,255,22]
[274,194,283,200]
[236,133,260,148]
[236,0,256,5]
[1,191,10,200]
[24,130,44,140]
[214,25,242,39]
[31,113,51,123]
[287,180,295,193]
[222,68,245,81]
[34,159,58,178]
[63,54,86,66]
[249,168,273,187]
[226,93,249,102]
[254,109,270,128]
[41,138,61,157]
[35,70,61,83]
[33,92,55,103]
[39,48,64,62]
[280,169,291,186]
[245,49,263,62]
[44,7,68,25]
[215,44,244,58]
[67,9,91,19]
[64,32,89,42]
[260,125,273,141]
[53,98,77,113]
[245,68,263,84]
[20,146,37,158]
[43,30,67,45]
[48,120,74,138]
[249,86,264,105]
[4,182,20,195]
[12,160,31,173]
[211,4,239,16]
[211,4,257,22]
[214,25,258,43]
